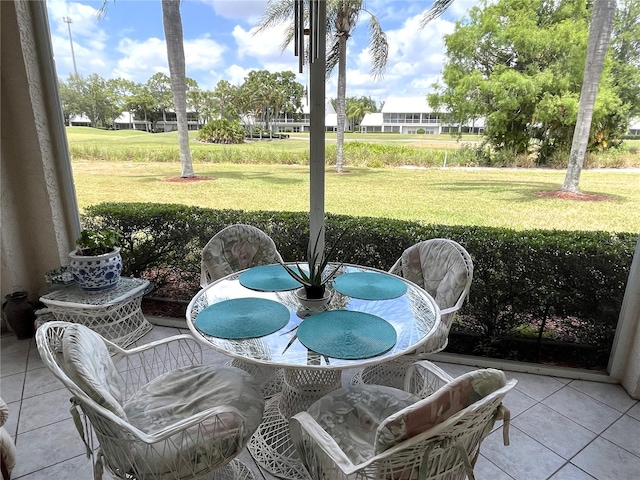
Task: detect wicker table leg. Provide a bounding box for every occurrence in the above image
[247,368,342,479]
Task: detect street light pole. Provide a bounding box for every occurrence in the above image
[63,16,78,76]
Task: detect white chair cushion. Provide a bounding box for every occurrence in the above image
[123,365,264,478]
[305,385,420,465]
[201,224,282,285]
[375,368,507,454]
[62,324,127,418]
[401,241,469,310]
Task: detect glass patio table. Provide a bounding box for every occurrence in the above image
[186,263,439,479]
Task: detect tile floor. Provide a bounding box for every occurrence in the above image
[2,323,639,480]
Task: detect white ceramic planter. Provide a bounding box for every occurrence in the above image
[69,247,122,292]
[295,287,332,310]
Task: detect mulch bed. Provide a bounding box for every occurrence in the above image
[142,298,187,318]
[534,190,609,201]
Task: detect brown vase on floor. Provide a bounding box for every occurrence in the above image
[2,291,36,340]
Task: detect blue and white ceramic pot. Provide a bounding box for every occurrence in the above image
[69,247,122,292]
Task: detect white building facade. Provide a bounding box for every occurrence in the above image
[360,96,484,134]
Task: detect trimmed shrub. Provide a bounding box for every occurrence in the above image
[83,202,637,369]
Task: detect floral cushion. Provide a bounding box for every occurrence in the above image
[200,224,283,286]
[62,324,126,418]
[400,240,469,310]
[123,365,265,478]
[306,385,420,465]
[375,368,507,454]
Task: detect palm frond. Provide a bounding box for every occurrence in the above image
[367,16,388,79]
[326,37,341,75]
[254,0,296,34]
[420,0,455,27]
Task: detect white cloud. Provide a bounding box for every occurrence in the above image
[232,24,305,79]
[112,37,168,82]
[226,64,254,85]
[233,24,287,61]
[199,0,267,22]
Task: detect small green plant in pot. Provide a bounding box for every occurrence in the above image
[280,228,343,300]
[69,227,123,292]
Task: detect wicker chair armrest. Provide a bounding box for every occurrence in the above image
[439,304,460,316]
[404,360,454,397]
[290,412,356,476]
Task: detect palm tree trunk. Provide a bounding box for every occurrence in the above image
[562,0,616,193]
[335,34,348,173]
[162,0,194,178]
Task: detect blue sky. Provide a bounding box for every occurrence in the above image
[46,0,480,105]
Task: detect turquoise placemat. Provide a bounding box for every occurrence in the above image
[239,264,303,291]
[195,298,290,339]
[333,272,407,300]
[297,310,397,359]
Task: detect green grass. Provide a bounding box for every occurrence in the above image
[67,127,640,233]
[72,161,640,233]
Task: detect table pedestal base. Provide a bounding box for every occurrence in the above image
[248,369,342,479]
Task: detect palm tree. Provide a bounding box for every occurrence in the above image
[257,1,456,173]
[161,0,194,177]
[99,0,194,177]
[256,0,388,173]
[562,0,617,193]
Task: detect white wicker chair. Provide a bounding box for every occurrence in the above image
[36,321,265,480]
[352,239,474,389]
[290,361,516,480]
[200,224,285,399]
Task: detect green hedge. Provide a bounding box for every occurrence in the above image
[83,202,638,369]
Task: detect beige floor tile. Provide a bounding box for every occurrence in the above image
[1,372,25,404]
[474,454,514,479]
[4,400,19,438]
[547,463,596,479]
[568,379,637,412]
[12,419,87,478]
[627,401,640,421]
[501,387,538,419]
[26,348,45,371]
[1,351,29,378]
[480,426,565,480]
[542,385,622,434]
[22,365,64,399]
[572,437,640,480]
[1,334,32,358]
[507,371,567,401]
[17,388,73,433]
[601,414,640,456]
[512,404,597,460]
[12,454,94,480]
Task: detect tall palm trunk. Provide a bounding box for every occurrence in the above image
[162,0,194,178]
[562,0,616,193]
[335,33,348,174]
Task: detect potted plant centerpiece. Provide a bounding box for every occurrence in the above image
[69,227,123,292]
[280,229,343,308]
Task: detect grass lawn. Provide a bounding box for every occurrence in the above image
[72,161,640,233]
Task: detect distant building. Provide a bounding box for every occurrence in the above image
[628,118,640,136]
[360,97,484,134]
[270,102,337,133]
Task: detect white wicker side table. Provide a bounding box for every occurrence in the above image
[39,277,153,348]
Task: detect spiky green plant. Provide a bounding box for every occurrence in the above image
[280,228,343,289]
